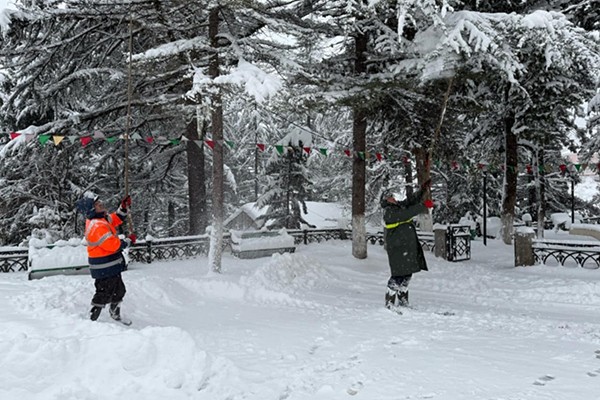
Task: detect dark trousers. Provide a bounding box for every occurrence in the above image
[387,275,412,292]
[92,274,126,306]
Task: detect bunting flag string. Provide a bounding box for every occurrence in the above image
[2,130,598,175]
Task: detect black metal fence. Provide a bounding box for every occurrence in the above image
[0,248,28,272]
[533,239,600,269]
[1,229,435,273]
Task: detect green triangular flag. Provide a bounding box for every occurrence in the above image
[106,136,118,143]
[538,165,545,173]
[170,139,181,145]
[319,148,327,156]
[225,140,235,149]
[358,151,365,160]
[39,135,51,145]
[275,145,284,155]
[575,164,581,172]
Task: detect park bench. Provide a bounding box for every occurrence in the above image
[28,238,90,280]
[230,229,296,259]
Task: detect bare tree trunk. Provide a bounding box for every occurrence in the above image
[185,116,207,235]
[413,147,432,231]
[208,7,224,273]
[501,87,517,245]
[536,148,546,239]
[351,31,367,260]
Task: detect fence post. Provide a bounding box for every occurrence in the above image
[147,240,153,264]
[514,227,535,267]
[434,225,448,260]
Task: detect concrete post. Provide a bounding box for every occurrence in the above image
[514,227,535,267]
[434,225,447,260]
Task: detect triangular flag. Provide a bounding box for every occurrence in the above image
[526,164,532,174]
[358,151,365,160]
[38,135,51,145]
[180,136,190,142]
[93,131,105,139]
[319,148,328,156]
[205,140,215,149]
[275,145,284,155]
[559,164,567,173]
[402,156,410,164]
[575,164,581,172]
[538,165,545,173]
[131,133,142,140]
[170,138,181,145]
[257,143,265,152]
[376,153,383,161]
[303,147,311,155]
[145,137,154,144]
[9,132,20,140]
[194,140,203,148]
[344,149,352,157]
[68,136,78,144]
[80,136,92,147]
[451,161,459,170]
[52,136,64,146]
[106,136,118,143]
[225,140,235,149]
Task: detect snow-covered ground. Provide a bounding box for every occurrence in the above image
[1,233,600,400]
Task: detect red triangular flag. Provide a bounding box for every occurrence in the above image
[257,143,265,152]
[145,137,154,144]
[205,140,215,149]
[9,132,20,140]
[303,147,311,154]
[80,136,92,147]
[344,149,351,157]
[376,153,383,161]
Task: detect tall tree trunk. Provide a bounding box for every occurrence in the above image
[413,147,432,231]
[185,116,207,235]
[501,88,517,245]
[208,7,224,273]
[351,31,367,260]
[536,148,546,239]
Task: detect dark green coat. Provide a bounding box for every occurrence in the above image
[382,189,429,276]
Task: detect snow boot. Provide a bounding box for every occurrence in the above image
[385,288,397,309]
[398,290,409,307]
[109,303,121,321]
[90,305,102,321]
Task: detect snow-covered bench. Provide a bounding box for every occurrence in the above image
[28,238,90,280]
[569,224,600,241]
[230,229,296,259]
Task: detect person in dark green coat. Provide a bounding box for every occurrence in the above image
[382,180,434,309]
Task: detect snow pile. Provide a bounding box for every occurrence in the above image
[28,237,88,271]
[243,252,335,294]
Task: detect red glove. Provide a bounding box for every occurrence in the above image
[121,195,132,209]
[128,234,137,244]
[424,199,434,208]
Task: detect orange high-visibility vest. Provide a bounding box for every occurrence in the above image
[85,213,123,259]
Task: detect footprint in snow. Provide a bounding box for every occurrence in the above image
[533,375,555,386]
[346,381,363,396]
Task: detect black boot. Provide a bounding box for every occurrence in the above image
[398,290,409,307]
[385,288,397,309]
[90,306,102,321]
[109,303,121,321]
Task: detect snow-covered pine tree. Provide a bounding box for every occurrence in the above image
[256,130,313,230]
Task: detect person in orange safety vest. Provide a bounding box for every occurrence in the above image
[77,194,136,321]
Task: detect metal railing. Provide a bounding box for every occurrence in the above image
[1,228,436,273]
[532,239,600,269]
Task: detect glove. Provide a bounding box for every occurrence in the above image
[119,239,129,251]
[424,199,435,208]
[120,195,132,210]
[128,234,137,245]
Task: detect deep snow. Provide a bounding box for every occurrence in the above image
[1,234,600,400]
